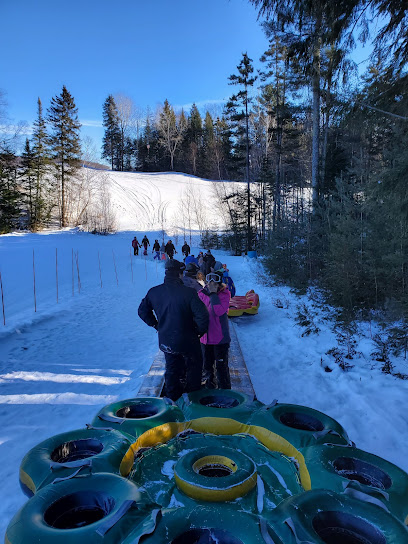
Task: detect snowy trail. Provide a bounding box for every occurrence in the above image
[228,256,408,474]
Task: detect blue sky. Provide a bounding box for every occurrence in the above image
[1,0,372,157]
[0,0,269,154]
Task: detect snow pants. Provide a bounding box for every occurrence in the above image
[133,246,138,256]
[201,343,231,389]
[163,344,203,401]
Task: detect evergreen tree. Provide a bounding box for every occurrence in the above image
[31,98,48,229]
[21,138,36,229]
[47,86,81,227]
[102,95,120,170]
[0,147,20,233]
[186,104,203,175]
[228,52,257,251]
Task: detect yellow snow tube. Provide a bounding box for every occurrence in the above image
[120,417,311,491]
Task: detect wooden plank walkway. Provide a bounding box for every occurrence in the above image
[137,321,255,398]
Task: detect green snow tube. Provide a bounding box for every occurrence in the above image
[177,388,262,423]
[19,428,131,497]
[129,433,302,510]
[268,489,408,544]
[5,473,153,544]
[249,402,350,449]
[91,397,184,439]
[304,443,408,524]
[121,504,283,544]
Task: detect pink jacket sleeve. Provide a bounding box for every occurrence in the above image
[207,290,230,316]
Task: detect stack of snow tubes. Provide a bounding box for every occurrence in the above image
[6,389,408,544]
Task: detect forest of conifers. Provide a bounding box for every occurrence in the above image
[1,0,407,320]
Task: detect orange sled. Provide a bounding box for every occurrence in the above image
[228,289,260,317]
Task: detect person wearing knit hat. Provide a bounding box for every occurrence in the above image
[182,262,201,292]
[138,259,209,400]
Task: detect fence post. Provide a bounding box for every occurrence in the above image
[130,249,133,283]
[72,248,75,296]
[98,251,103,288]
[76,251,81,293]
[0,270,5,325]
[56,248,59,304]
[144,253,147,281]
[112,250,119,286]
[33,250,37,312]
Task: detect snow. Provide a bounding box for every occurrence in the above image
[1,170,408,538]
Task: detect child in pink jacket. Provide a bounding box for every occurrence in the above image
[198,271,231,389]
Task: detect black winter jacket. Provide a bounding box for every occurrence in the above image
[203,253,216,276]
[138,275,209,354]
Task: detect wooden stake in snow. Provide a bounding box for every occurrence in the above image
[98,251,103,288]
[130,249,133,283]
[144,253,147,281]
[72,248,75,296]
[0,270,5,326]
[33,250,37,312]
[56,248,59,304]
[112,250,119,285]
[75,251,81,293]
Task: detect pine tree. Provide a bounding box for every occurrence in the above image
[228,52,257,251]
[31,98,48,229]
[21,138,36,229]
[47,86,81,227]
[0,147,20,233]
[102,95,120,170]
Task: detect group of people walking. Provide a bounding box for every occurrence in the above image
[132,236,178,260]
[138,249,236,400]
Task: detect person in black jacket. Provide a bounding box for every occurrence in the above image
[182,262,201,292]
[138,259,209,400]
[203,250,216,276]
[152,239,161,260]
[182,241,190,259]
[165,240,176,259]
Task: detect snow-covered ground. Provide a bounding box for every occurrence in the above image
[1,171,408,538]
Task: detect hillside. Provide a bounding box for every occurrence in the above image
[104,170,234,233]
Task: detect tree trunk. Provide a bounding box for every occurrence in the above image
[312,26,322,207]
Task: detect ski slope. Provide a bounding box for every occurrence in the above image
[105,170,231,232]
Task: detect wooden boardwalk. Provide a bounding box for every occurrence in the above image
[137,321,255,398]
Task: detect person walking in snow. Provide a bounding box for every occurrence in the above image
[152,240,161,260]
[160,242,166,260]
[182,241,191,259]
[141,235,150,255]
[165,240,176,259]
[138,260,209,400]
[132,236,141,256]
[198,270,231,389]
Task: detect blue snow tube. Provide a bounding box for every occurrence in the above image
[19,428,131,497]
[6,473,153,544]
[176,388,262,423]
[249,402,350,449]
[91,397,184,439]
[304,443,408,524]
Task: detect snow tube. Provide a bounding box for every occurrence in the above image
[249,402,350,449]
[121,504,282,544]
[19,428,131,497]
[174,446,257,502]
[129,433,302,508]
[228,290,260,317]
[91,397,184,439]
[177,388,262,423]
[119,417,311,492]
[304,443,408,524]
[268,489,408,544]
[5,473,153,544]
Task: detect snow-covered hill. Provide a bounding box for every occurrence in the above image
[105,170,233,232]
